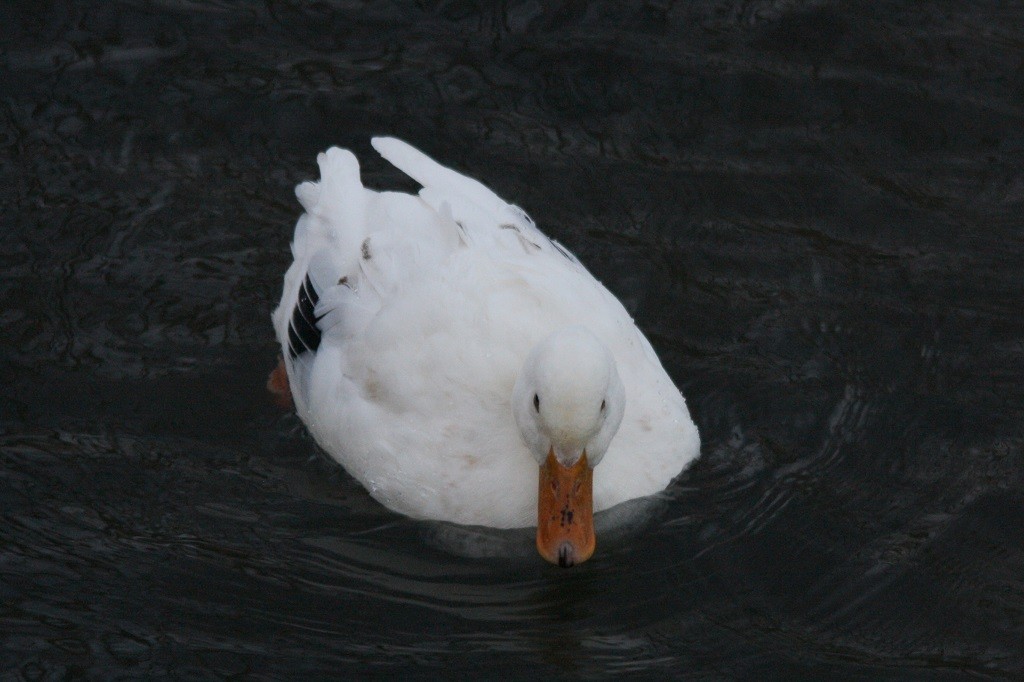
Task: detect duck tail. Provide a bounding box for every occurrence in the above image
[275,148,373,409]
[293,146,367,254]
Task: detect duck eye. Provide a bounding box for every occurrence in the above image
[600,399,606,412]
[533,394,540,412]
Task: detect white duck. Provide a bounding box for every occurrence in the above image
[272,138,700,566]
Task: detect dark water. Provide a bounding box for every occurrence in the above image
[2,1,1023,678]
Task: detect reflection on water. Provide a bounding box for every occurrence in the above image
[2,0,1023,678]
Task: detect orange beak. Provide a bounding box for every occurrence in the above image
[536,449,595,567]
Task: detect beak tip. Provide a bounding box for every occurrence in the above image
[557,542,577,568]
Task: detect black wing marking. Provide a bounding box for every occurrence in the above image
[288,274,323,359]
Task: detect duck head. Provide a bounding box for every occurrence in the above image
[513,326,626,567]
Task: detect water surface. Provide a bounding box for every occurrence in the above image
[2,1,1023,678]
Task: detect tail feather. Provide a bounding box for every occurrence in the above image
[289,147,375,298]
[295,180,319,212]
[315,147,363,223]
